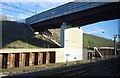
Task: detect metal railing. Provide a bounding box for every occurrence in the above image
[26,2,110,24]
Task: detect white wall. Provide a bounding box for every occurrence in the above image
[55,49,64,63]
[64,27,83,50]
[60,23,71,48]
[60,24,83,62]
[63,49,83,62]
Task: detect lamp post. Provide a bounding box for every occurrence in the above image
[113,35,117,56]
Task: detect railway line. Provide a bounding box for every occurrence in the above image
[48,57,120,77]
[2,57,120,78]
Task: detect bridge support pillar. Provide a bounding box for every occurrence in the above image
[60,22,83,62]
[60,22,71,48]
[60,22,83,49]
[29,52,34,66]
[0,53,3,68]
[19,53,25,67]
[38,52,43,65]
[46,52,50,64]
[7,53,15,68]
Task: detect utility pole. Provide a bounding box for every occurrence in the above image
[118,19,120,42]
[113,35,117,56]
[34,4,37,14]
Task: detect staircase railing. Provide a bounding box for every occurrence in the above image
[42,34,60,46]
[94,47,103,57]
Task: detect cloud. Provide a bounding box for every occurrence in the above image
[16,14,30,19]
[1,1,69,21]
[90,29,104,34]
[31,2,66,14]
[84,29,105,34]
[1,0,75,2]
[1,14,28,21]
[2,0,120,2]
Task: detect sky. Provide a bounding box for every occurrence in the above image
[0,1,119,41]
[82,19,119,40]
[1,2,68,20]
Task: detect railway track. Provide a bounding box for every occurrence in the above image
[48,57,120,77]
[2,57,120,78]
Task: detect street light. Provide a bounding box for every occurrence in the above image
[113,35,117,56]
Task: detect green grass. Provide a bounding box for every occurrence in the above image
[49,29,114,49]
[2,21,59,48]
[1,21,114,49]
[83,33,114,49]
[49,29,60,43]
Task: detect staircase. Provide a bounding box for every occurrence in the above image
[26,24,60,47]
[94,47,103,57]
[42,34,60,47]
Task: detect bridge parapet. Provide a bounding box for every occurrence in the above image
[26,2,109,25]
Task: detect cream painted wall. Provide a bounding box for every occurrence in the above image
[63,49,83,62]
[64,27,83,50]
[55,48,83,63]
[59,26,83,62]
[55,49,64,63]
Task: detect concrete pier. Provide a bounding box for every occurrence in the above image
[38,52,43,65]
[7,53,15,68]
[29,52,34,66]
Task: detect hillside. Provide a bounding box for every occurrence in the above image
[49,29,114,49]
[2,21,59,48]
[83,33,114,49]
[1,21,114,49]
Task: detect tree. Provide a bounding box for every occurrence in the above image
[0,14,9,21]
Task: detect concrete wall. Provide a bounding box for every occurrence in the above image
[64,27,83,50]
[60,24,83,62]
[63,49,83,62]
[83,50,89,60]
[56,48,83,63]
[55,49,64,63]
[60,23,71,48]
[63,27,83,61]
